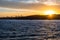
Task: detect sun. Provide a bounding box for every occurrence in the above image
[44,10,55,15]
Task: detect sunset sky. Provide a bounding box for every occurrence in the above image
[0,0,60,17]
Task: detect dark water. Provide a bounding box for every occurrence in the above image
[0,20,60,40]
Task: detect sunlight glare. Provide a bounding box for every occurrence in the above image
[44,10,55,15]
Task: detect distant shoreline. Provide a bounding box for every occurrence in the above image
[0,14,60,20]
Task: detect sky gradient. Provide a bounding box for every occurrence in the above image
[0,0,60,17]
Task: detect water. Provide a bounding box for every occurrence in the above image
[0,20,60,40]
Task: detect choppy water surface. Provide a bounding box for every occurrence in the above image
[0,20,60,40]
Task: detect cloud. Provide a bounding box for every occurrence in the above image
[0,0,32,8]
[1,0,39,3]
[0,0,60,17]
[0,7,41,13]
[0,0,44,10]
[0,0,59,10]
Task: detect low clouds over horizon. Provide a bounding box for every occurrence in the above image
[0,0,60,17]
[0,0,60,9]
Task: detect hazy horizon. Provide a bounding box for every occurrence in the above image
[0,0,60,17]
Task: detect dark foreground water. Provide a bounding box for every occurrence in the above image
[0,20,60,40]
